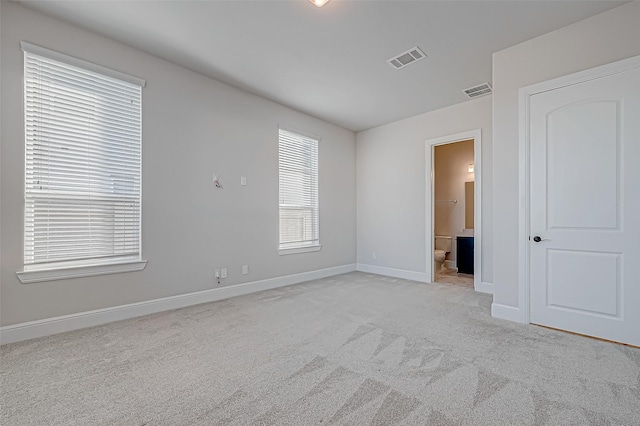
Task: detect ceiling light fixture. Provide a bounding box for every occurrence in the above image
[308,0,330,7]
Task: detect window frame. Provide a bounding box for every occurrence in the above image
[17,42,147,283]
[277,126,321,255]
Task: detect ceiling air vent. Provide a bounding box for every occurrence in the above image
[387,47,427,70]
[463,82,492,98]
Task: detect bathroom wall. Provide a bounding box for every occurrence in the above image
[434,140,474,264]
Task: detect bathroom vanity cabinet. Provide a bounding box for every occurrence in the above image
[456,236,474,274]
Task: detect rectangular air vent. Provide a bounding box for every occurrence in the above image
[463,82,492,98]
[387,47,427,70]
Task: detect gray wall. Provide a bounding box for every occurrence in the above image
[0,2,356,326]
[356,96,493,283]
[492,2,640,308]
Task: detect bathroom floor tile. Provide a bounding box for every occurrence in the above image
[435,269,474,287]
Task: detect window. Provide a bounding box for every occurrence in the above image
[18,42,146,283]
[278,128,320,254]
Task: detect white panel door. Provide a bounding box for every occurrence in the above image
[529,67,640,346]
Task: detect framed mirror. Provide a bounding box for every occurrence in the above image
[465,181,474,229]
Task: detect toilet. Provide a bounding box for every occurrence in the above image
[434,235,452,272]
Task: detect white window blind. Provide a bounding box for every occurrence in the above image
[278,129,319,250]
[23,45,143,270]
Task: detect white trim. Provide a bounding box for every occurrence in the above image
[425,129,482,292]
[356,263,428,283]
[491,303,521,322]
[17,260,148,284]
[444,260,456,270]
[20,41,146,87]
[476,282,494,295]
[1,264,356,345]
[278,245,322,256]
[473,132,482,294]
[518,84,532,324]
[518,54,640,325]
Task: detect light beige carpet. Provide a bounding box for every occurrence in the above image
[1,272,639,425]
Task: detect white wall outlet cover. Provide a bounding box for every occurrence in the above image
[241,176,247,186]
[215,269,220,278]
[221,268,228,278]
[242,265,249,275]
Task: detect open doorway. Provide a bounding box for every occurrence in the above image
[433,140,475,287]
[425,130,482,291]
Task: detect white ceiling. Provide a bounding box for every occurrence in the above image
[17,0,625,132]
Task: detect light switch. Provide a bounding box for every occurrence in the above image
[241,176,247,186]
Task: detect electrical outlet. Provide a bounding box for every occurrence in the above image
[242,265,249,275]
[240,176,247,186]
[215,269,220,279]
[221,268,227,278]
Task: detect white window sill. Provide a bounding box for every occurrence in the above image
[17,260,148,284]
[278,245,322,256]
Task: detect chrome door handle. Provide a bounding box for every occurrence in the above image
[532,236,550,242]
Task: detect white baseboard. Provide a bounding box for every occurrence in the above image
[491,303,521,323]
[475,281,494,295]
[0,263,357,345]
[356,263,428,283]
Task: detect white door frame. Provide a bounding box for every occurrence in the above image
[518,54,640,324]
[425,129,483,292]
